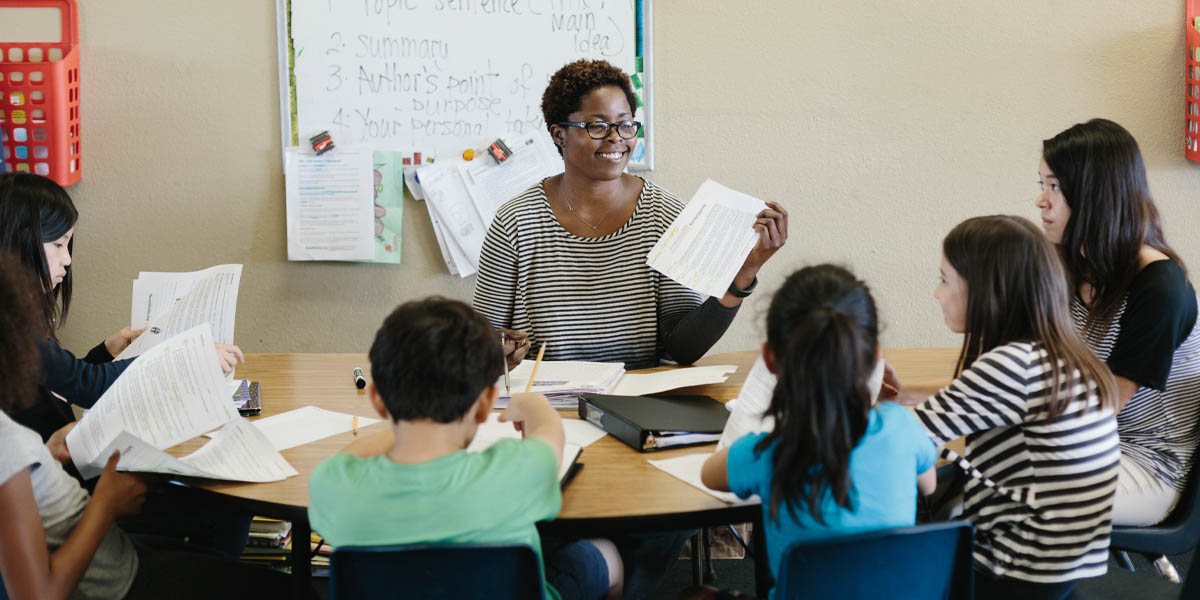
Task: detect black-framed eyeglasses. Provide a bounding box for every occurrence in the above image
[557,120,642,140]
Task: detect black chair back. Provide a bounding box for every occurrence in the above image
[330,542,544,600]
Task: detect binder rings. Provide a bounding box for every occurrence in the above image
[578,393,729,453]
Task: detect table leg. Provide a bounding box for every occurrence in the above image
[753,511,771,599]
[291,516,312,599]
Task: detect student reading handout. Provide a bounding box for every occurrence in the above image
[0,173,243,443]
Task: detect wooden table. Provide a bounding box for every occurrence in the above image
[167,348,959,598]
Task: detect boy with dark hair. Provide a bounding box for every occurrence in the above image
[309,297,619,600]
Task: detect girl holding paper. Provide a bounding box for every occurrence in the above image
[0,255,293,600]
[474,59,789,371]
[0,172,243,443]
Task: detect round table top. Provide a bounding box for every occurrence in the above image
[169,348,959,519]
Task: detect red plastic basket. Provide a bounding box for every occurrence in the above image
[1188,0,1199,163]
[0,0,80,185]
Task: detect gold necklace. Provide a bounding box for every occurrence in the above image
[562,194,615,231]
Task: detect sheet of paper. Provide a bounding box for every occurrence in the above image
[362,150,405,264]
[285,146,375,261]
[182,419,299,482]
[467,413,607,453]
[459,135,562,225]
[647,453,756,505]
[244,406,381,451]
[646,179,768,298]
[403,167,426,201]
[498,360,626,399]
[94,419,297,482]
[417,160,487,272]
[609,365,738,397]
[119,264,242,359]
[431,207,476,277]
[67,325,239,477]
[129,265,239,328]
[427,211,459,275]
[716,355,777,450]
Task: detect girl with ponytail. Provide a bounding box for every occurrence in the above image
[701,264,937,595]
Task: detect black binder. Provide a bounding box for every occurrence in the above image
[578,393,729,452]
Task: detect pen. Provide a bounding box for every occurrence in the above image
[501,332,511,395]
[353,367,366,389]
[524,342,547,393]
[352,416,358,436]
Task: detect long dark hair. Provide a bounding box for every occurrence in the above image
[756,264,878,524]
[0,172,78,330]
[943,215,1116,417]
[0,253,48,413]
[1042,118,1184,335]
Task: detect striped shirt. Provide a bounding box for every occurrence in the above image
[473,177,737,369]
[915,342,1120,583]
[1070,261,1200,492]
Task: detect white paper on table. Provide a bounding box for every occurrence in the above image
[467,413,607,453]
[119,264,242,359]
[646,179,768,298]
[240,406,381,451]
[610,365,738,397]
[648,453,757,505]
[67,325,239,478]
[418,160,487,272]
[459,135,562,225]
[465,414,583,482]
[716,355,777,450]
[285,146,375,261]
[498,360,626,399]
[94,419,297,482]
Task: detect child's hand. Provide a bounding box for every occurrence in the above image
[45,422,76,465]
[214,343,245,374]
[104,326,146,357]
[91,450,148,520]
[499,393,552,437]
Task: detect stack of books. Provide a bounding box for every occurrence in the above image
[240,518,334,577]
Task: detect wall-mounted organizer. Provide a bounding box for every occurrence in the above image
[1188,0,1199,162]
[0,0,80,185]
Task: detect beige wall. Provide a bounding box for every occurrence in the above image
[55,1,1200,356]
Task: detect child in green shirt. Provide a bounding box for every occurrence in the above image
[308,297,620,600]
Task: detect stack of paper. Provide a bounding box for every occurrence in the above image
[646,179,768,299]
[417,134,562,277]
[119,264,242,360]
[498,360,626,409]
[66,325,297,483]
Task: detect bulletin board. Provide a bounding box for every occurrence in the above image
[276,0,654,170]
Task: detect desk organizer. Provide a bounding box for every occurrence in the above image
[0,0,80,185]
[1188,0,1199,163]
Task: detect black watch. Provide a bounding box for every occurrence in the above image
[727,276,758,298]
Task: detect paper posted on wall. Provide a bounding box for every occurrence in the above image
[646,179,767,298]
[119,264,241,360]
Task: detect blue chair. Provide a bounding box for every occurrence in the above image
[329,542,545,600]
[1110,444,1200,598]
[773,521,974,600]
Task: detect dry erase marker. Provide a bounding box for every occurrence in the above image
[353,367,366,389]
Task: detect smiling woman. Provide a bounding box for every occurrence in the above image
[473,59,789,373]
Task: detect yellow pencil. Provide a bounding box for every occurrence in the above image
[524,342,547,393]
[352,415,358,436]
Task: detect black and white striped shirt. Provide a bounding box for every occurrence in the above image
[916,342,1120,583]
[472,177,738,369]
[1071,260,1200,491]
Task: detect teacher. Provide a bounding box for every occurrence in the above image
[474,59,788,369]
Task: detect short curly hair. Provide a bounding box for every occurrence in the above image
[542,59,638,139]
[0,252,47,413]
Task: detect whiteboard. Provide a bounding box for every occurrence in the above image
[276,0,653,170]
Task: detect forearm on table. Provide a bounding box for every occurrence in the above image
[663,298,739,365]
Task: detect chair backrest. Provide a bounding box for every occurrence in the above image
[1110,439,1200,556]
[774,521,974,600]
[329,542,545,600]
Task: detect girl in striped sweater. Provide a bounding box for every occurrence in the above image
[894,215,1120,600]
